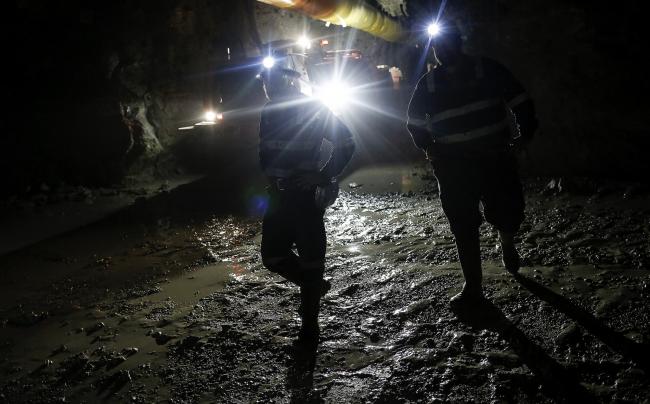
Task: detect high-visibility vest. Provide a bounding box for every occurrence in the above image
[259,97,355,179]
[410,57,530,146]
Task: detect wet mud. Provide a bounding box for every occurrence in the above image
[1,170,649,403]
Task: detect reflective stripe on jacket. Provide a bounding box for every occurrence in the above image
[407,57,536,151]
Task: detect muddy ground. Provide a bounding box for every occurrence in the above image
[1,164,649,403]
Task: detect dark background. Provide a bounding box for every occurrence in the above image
[3,0,648,198]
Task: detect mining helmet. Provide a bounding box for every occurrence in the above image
[259,58,302,100]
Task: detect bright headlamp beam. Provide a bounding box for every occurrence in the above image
[262,56,275,69]
[427,22,441,37]
[204,111,217,122]
[316,80,351,114]
[297,36,311,49]
[203,111,223,122]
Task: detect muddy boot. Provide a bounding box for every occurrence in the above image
[264,254,307,286]
[499,231,520,274]
[450,230,484,309]
[297,281,321,347]
[449,282,485,309]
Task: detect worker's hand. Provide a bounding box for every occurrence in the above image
[295,171,330,189]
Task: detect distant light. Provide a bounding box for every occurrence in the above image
[297,36,311,49]
[321,39,329,46]
[204,111,217,122]
[262,56,275,69]
[427,22,441,37]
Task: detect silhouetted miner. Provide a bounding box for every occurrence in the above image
[407,23,538,308]
[259,64,355,345]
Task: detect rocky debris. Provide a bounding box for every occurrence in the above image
[149,330,175,345]
[447,331,476,353]
[85,322,106,335]
[122,347,139,356]
[556,324,582,345]
[392,298,434,319]
[6,310,48,327]
[50,345,69,356]
[339,283,360,296]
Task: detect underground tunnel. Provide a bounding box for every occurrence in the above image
[1,0,649,402]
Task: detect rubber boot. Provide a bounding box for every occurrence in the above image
[297,279,321,347]
[265,254,304,285]
[266,255,330,296]
[449,229,485,309]
[499,230,520,274]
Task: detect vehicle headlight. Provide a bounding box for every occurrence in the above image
[202,110,223,123]
[204,111,217,122]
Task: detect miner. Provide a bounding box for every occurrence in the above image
[406,23,538,308]
[259,61,355,345]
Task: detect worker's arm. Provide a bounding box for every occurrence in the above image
[406,74,434,152]
[295,108,355,188]
[320,111,356,178]
[491,59,538,141]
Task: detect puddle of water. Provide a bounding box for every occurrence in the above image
[0,264,233,379]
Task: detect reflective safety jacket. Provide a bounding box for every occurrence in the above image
[407,57,537,153]
[259,95,355,179]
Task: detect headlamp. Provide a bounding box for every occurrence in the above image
[427,22,441,37]
[262,56,275,69]
[316,80,351,114]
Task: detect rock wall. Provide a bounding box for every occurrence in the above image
[3,0,261,196]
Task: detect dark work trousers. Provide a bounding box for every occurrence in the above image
[432,150,525,288]
[261,188,326,286]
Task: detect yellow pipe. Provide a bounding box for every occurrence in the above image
[257,0,406,42]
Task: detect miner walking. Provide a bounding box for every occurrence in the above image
[407,23,538,308]
[259,60,355,345]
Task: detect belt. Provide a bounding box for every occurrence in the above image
[268,178,314,192]
[272,178,296,191]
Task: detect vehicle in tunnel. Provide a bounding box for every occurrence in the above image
[261,38,395,112]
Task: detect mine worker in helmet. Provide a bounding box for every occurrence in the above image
[406,22,538,309]
[258,61,356,346]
